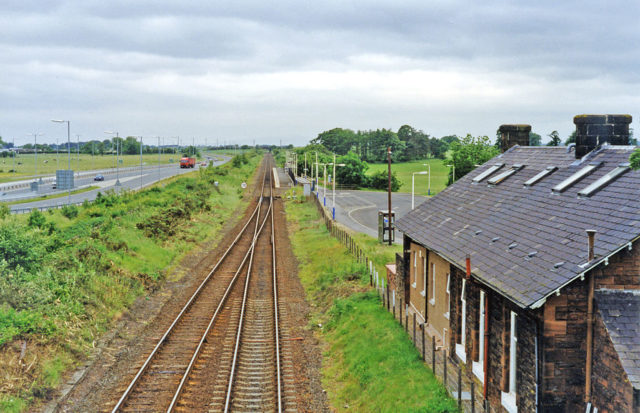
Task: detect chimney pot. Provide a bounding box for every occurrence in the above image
[498,124,531,153]
[586,229,597,261]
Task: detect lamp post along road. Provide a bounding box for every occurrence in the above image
[105,131,121,186]
[51,119,71,205]
[26,132,43,182]
[412,171,429,209]
[331,154,347,220]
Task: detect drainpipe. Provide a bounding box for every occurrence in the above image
[483,294,490,399]
[585,229,596,403]
[535,320,540,413]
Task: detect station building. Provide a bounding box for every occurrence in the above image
[396,115,640,412]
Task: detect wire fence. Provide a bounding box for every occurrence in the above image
[310,190,491,413]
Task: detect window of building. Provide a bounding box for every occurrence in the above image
[421,256,426,296]
[501,311,518,413]
[473,290,486,382]
[429,262,436,305]
[455,279,467,363]
[411,251,416,288]
[444,273,451,319]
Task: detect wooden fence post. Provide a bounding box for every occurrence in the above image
[471,381,475,413]
[399,298,403,323]
[458,364,462,409]
[422,327,425,361]
[443,353,447,388]
[432,336,436,372]
[413,313,416,344]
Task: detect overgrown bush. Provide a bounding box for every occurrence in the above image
[0,223,45,271]
[28,209,46,228]
[61,205,78,219]
[0,204,10,220]
[366,170,400,191]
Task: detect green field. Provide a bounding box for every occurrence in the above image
[0,153,211,184]
[367,159,450,195]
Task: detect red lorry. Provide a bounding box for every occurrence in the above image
[180,157,196,168]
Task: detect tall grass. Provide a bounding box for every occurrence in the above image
[286,193,457,412]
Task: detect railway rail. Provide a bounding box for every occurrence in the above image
[110,156,291,412]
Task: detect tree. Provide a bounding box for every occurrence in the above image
[336,151,368,186]
[397,125,431,161]
[630,148,640,170]
[430,138,449,159]
[529,132,542,146]
[565,131,577,145]
[547,131,561,146]
[441,135,459,145]
[122,137,141,155]
[310,128,357,155]
[447,134,499,184]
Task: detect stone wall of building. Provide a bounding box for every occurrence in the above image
[541,280,588,411]
[591,311,635,412]
[592,241,640,290]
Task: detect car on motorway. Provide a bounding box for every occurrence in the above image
[201,161,208,166]
[94,174,104,181]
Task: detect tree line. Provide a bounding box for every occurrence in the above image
[310,125,458,163]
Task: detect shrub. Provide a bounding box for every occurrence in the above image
[0,204,10,220]
[0,223,45,271]
[28,209,46,228]
[367,170,400,191]
[61,205,78,219]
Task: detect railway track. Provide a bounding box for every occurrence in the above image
[110,156,293,412]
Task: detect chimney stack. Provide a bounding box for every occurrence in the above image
[573,114,632,158]
[498,124,531,153]
[586,229,596,261]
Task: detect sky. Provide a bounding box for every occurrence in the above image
[1,0,639,147]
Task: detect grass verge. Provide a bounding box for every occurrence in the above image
[285,191,456,412]
[0,152,261,410]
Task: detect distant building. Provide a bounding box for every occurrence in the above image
[397,115,639,412]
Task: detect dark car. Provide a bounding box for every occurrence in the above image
[94,174,104,181]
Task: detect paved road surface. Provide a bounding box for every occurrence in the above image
[314,187,428,243]
[9,156,230,212]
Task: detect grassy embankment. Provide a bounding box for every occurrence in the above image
[0,153,226,183]
[367,158,450,195]
[0,152,261,412]
[285,191,456,412]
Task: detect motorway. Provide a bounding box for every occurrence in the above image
[7,156,230,212]
[315,187,428,243]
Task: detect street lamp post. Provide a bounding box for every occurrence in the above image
[26,132,43,182]
[331,154,346,220]
[105,131,121,186]
[412,171,429,209]
[51,119,72,205]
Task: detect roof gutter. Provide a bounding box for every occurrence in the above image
[529,235,640,309]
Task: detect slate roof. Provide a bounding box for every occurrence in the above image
[595,289,640,389]
[396,145,640,308]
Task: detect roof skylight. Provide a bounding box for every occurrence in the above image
[488,164,524,185]
[578,164,630,197]
[552,162,602,193]
[524,166,557,186]
[472,163,504,183]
